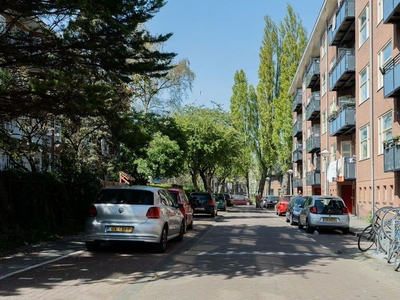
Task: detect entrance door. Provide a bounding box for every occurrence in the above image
[341,185,353,214]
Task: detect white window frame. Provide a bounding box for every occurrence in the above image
[320,31,326,57]
[341,141,352,158]
[360,125,370,160]
[378,41,392,89]
[322,110,327,135]
[359,7,369,47]
[330,144,336,162]
[377,0,383,24]
[321,71,326,96]
[359,66,369,103]
[378,111,392,154]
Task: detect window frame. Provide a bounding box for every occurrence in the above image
[378,111,393,154]
[377,41,392,89]
[359,6,369,47]
[359,66,369,103]
[359,125,370,160]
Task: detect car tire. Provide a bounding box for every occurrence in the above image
[211,210,216,217]
[85,241,101,251]
[298,221,304,230]
[246,201,250,206]
[187,219,193,230]
[224,206,227,212]
[285,214,290,222]
[342,227,350,235]
[177,221,184,241]
[290,215,295,225]
[155,226,168,253]
[306,220,315,233]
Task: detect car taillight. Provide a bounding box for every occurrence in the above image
[208,200,215,205]
[342,207,349,213]
[309,206,317,213]
[146,207,161,218]
[88,205,97,217]
[179,207,185,215]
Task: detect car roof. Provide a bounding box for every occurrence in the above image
[102,185,162,192]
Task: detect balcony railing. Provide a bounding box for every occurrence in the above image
[344,157,356,180]
[293,176,303,188]
[304,58,320,90]
[383,53,400,98]
[305,92,321,120]
[292,120,302,137]
[383,139,400,172]
[292,149,302,162]
[328,104,355,136]
[292,88,302,112]
[328,0,355,46]
[306,170,321,186]
[329,49,355,91]
[383,0,400,24]
[306,134,321,153]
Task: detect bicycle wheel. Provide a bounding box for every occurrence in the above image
[393,251,400,271]
[372,206,393,234]
[358,225,375,252]
[380,208,400,240]
[377,226,390,254]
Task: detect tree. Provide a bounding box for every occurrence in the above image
[130,58,195,114]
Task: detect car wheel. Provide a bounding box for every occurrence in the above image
[155,226,168,253]
[224,206,227,212]
[85,241,101,251]
[246,201,250,206]
[290,215,295,225]
[306,219,315,233]
[285,214,290,222]
[211,210,216,217]
[298,220,304,229]
[177,221,184,241]
[342,227,350,235]
[187,218,193,230]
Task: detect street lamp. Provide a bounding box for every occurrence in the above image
[265,177,270,195]
[321,149,330,195]
[287,169,293,195]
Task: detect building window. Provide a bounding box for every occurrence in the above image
[359,66,369,103]
[321,71,326,96]
[377,0,383,24]
[359,7,369,47]
[378,111,392,154]
[320,31,326,57]
[360,125,370,160]
[330,144,336,162]
[378,41,392,89]
[341,141,352,158]
[322,110,327,135]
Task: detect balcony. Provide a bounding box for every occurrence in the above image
[293,176,303,188]
[306,170,321,186]
[383,139,400,172]
[328,0,355,46]
[344,157,356,180]
[304,58,320,90]
[292,88,302,112]
[306,134,321,153]
[329,48,355,91]
[383,53,400,98]
[328,103,355,136]
[305,92,320,120]
[292,119,302,138]
[292,148,302,163]
[383,0,400,24]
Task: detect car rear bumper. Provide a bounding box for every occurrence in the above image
[308,215,350,229]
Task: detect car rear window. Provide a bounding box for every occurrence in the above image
[214,194,224,200]
[293,197,305,205]
[96,190,154,205]
[314,199,344,214]
[191,193,211,201]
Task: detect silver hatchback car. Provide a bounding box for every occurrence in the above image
[298,195,350,234]
[84,185,185,252]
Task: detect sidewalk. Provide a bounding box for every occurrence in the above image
[349,214,370,235]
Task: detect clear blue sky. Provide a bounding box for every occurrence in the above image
[146,0,323,110]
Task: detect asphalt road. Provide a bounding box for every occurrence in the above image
[1,205,400,300]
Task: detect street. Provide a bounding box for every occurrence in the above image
[1,206,400,299]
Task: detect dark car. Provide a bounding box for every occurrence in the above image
[214,193,227,211]
[298,195,350,234]
[168,188,194,231]
[189,191,217,217]
[224,193,235,207]
[263,195,279,208]
[285,196,306,225]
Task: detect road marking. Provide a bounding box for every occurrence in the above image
[0,250,84,281]
[197,251,338,257]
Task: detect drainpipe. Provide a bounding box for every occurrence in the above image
[369,2,375,215]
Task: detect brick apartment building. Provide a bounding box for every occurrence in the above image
[289,0,400,218]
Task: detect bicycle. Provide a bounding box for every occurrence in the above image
[386,224,400,271]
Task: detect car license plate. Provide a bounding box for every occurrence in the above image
[196,207,205,210]
[106,226,133,233]
[324,217,337,222]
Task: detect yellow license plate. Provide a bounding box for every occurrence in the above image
[107,226,133,233]
[324,217,337,222]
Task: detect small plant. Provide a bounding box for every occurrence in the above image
[392,135,399,142]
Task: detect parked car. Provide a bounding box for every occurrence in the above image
[189,191,217,217]
[167,188,194,231]
[263,195,279,208]
[84,185,185,253]
[275,194,293,216]
[214,193,227,211]
[224,193,235,207]
[297,195,350,234]
[231,194,252,205]
[285,196,306,225]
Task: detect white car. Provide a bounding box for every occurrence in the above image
[84,185,185,253]
[298,195,350,234]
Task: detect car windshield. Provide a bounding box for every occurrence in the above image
[169,192,178,203]
[267,196,279,200]
[96,189,154,205]
[214,194,224,200]
[232,195,245,199]
[293,197,305,205]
